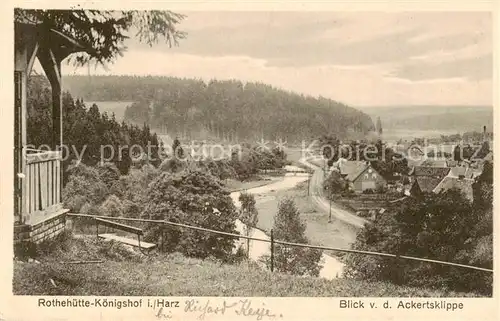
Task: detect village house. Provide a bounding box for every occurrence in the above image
[447,166,476,179]
[407,160,484,201]
[406,166,450,196]
[433,176,475,203]
[408,166,450,180]
[432,126,492,202]
[420,158,448,167]
[408,176,443,196]
[333,159,387,193]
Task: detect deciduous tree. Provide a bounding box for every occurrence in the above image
[264,198,322,276]
[238,192,259,257]
[323,170,347,197]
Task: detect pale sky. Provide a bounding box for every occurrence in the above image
[60,11,492,107]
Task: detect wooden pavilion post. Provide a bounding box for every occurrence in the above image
[14,48,27,224]
[37,47,63,151]
[14,19,86,236]
[14,27,39,224]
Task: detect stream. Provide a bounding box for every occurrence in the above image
[230,172,345,279]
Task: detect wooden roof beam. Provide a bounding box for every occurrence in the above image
[36,46,61,90]
[16,21,92,63]
[49,28,84,50]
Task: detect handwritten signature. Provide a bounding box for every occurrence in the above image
[155,307,173,319]
[183,299,282,320]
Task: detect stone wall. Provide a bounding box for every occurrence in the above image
[14,213,66,245]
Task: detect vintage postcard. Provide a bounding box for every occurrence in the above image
[1,1,498,320]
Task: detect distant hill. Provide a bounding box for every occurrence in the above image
[63,75,374,142]
[359,105,493,133]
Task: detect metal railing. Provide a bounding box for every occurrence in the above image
[67,213,493,273]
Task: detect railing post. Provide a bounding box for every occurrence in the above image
[161,225,167,252]
[95,217,99,238]
[270,229,274,272]
[161,228,164,252]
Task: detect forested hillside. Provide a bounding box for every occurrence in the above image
[28,75,161,175]
[63,75,375,142]
[360,106,493,132]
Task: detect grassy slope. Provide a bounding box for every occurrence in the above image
[13,235,476,297]
[224,176,284,192]
[255,181,358,252]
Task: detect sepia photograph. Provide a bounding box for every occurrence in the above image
[11,7,493,302]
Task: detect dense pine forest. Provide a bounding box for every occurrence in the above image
[28,75,162,175]
[63,75,375,142]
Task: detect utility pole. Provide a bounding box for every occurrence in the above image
[323,158,327,179]
[270,229,274,272]
[325,185,332,223]
[307,170,311,196]
[328,197,332,223]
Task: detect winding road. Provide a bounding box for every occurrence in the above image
[231,172,346,279]
[229,153,371,279]
[299,158,368,229]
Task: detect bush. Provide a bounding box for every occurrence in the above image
[122,199,142,218]
[97,162,121,188]
[344,189,493,295]
[159,158,186,173]
[142,169,239,260]
[99,195,124,217]
[197,158,237,181]
[63,194,87,213]
[113,165,160,217]
[375,182,387,194]
[80,202,100,215]
[63,163,109,212]
[362,188,375,194]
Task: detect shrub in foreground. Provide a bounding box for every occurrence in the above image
[142,169,239,261]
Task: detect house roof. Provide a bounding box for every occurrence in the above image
[351,165,385,182]
[448,166,474,179]
[472,168,484,178]
[407,159,425,168]
[409,166,451,178]
[421,159,448,167]
[433,177,474,202]
[484,151,493,161]
[338,160,369,181]
[414,176,443,193]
